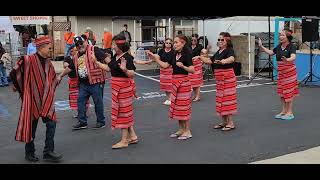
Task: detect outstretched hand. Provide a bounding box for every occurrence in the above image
[176,61,184,68]
[281,56,287,61]
[214,60,222,64]
[120,57,127,72]
[12,86,17,92]
[147,51,155,60]
[56,75,62,85]
[145,59,153,64]
[193,56,201,61]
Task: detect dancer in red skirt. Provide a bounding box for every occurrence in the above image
[259,30,299,120]
[197,32,237,131]
[93,34,138,149]
[58,45,89,118]
[148,35,195,140]
[189,34,204,102]
[157,38,174,105]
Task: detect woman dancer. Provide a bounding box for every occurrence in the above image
[148,35,195,140]
[259,29,299,120]
[196,32,237,131]
[93,34,138,149]
[189,34,204,102]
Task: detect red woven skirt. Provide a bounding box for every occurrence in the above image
[214,68,237,116]
[160,67,173,92]
[68,77,89,110]
[189,58,204,88]
[111,77,134,129]
[277,61,299,102]
[169,74,192,121]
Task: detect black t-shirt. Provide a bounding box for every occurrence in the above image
[108,52,136,78]
[273,43,296,61]
[210,48,235,69]
[158,48,174,63]
[68,46,106,84]
[63,56,76,78]
[167,48,193,75]
[191,44,204,57]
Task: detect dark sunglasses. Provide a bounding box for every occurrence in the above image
[75,41,83,47]
[165,42,172,44]
[218,39,225,42]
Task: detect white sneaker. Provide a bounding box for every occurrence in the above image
[163,100,168,105]
[163,100,171,106]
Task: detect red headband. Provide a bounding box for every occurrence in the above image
[286,31,292,36]
[115,40,126,44]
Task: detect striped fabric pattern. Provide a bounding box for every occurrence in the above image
[189,58,204,88]
[73,45,107,85]
[111,77,134,129]
[68,77,89,110]
[160,67,173,92]
[35,36,51,48]
[214,68,237,117]
[169,75,192,121]
[15,54,58,143]
[277,61,299,102]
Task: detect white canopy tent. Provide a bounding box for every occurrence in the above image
[198,16,285,78]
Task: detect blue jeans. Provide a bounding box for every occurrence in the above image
[0,63,9,86]
[65,44,72,57]
[78,83,105,125]
[25,117,56,155]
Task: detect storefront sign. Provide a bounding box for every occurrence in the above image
[10,16,50,25]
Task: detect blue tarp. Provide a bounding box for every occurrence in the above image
[296,52,320,85]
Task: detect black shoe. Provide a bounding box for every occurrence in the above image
[0,84,3,87]
[92,122,106,129]
[4,84,9,87]
[25,153,39,162]
[72,123,87,130]
[43,151,63,162]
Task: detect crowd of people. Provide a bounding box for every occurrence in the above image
[6,24,300,163]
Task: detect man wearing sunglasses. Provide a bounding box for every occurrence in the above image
[63,35,107,130]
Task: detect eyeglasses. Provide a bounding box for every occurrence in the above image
[75,41,83,47]
[165,42,172,45]
[217,39,225,42]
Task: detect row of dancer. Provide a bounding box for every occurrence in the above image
[9,29,299,162]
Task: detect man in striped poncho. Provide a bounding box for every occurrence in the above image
[10,36,63,162]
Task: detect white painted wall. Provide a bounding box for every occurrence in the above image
[198,16,285,52]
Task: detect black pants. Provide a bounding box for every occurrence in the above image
[25,117,56,155]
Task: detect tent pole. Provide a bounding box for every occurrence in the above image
[268,16,273,81]
[203,19,206,48]
[111,20,114,36]
[248,17,251,78]
[133,20,136,56]
[168,18,171,38]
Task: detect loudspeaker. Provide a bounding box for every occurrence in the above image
[302,18,319,42]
